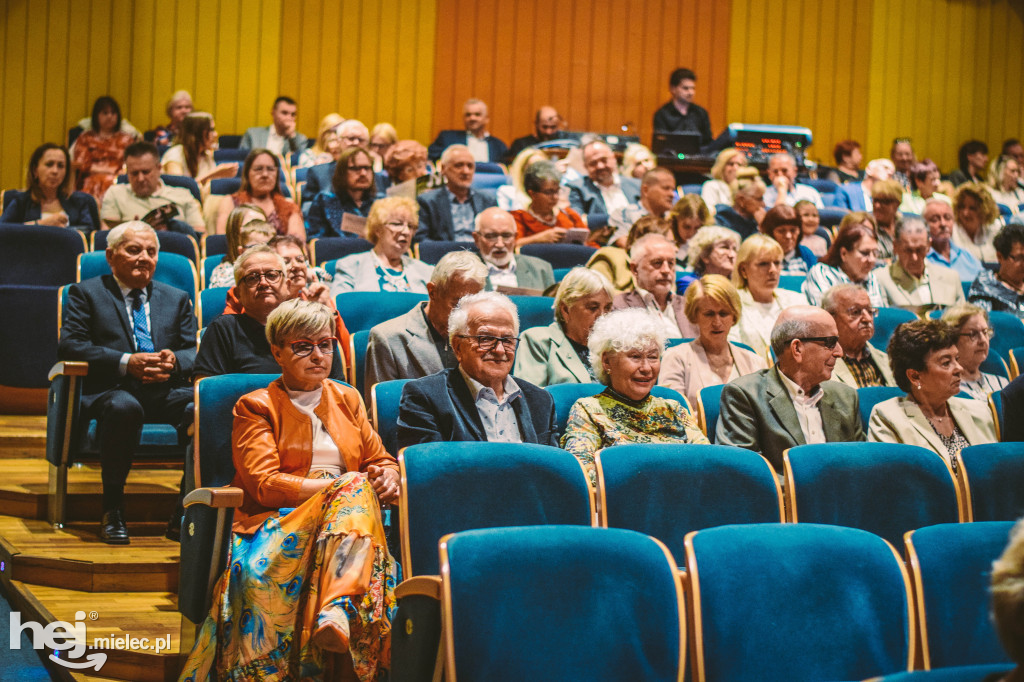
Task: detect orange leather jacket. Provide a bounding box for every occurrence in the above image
[230,377,397,534]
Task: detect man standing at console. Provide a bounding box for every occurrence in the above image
[652,68,713,147]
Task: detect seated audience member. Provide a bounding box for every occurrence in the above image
[763,153,824,209]
[990,155,1024,215]
[827,139,864,184]
[330,196,432,295]
[396,292,556,448]
[380,140,429,193]
[364,251,488,391]
[161,112,238,188]
[968,223,1024,317]
[871,178,906,260]
[954,182,1003,262]
[822,283,895,388]
[899,159,950,215]
[215,149,303,239]
[713,171,766,239]
[701,147,748,212]
[877,216,966,310]
[1005,138,1024,169]
[562,308,709,484]
[670,194,713,263]
[506,106,563,161]
[415,145,497,243]
[659,274,766,408]
[513,268,614,386]
[427,98,508,163]
[145,90,193,146]
[306,146,376,239]
[607,167,678,247]
[296,113,343,168]
[208,218,275,288]
[794,200,828,257]
[942,304,1008,399]
[760,205,817,275]
[867,320,996,466]
[1002,373,1024,442]
[803,214,884,307]
[511,161,586,245]
[924,197,985,283]
[949,139,989,187]
[686,225,740,282]
[586,215,675,293]
[717,305,864,472]
[730,234,807,353]
[621,143,657,180]
[499,148,549,211]
[57,222,196,544]
[368,122,398,170]
[100,141,204,235]
[301,120,371,205]
[0,143,97,230]
[473,207,554,291]
[73,95,138,201]
[194,246,345,379]
[567,138,642,216]
[239,96,308,155]
[835,158,896,211]
[178,300,397,682]
[651,67,713,146]
[891,137,917,191]
[990,519,1024,681]
[613,234,695,338]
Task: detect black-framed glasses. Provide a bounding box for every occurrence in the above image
[289,337,338,357]
[240,269,284,287]
[457,334,520,352]
[797,336,840,349]
[960,328,994,341]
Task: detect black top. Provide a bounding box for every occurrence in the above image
[507,134,543,163]
[193,313,345,380]
[0,190,99,231]
[652,101,713,146]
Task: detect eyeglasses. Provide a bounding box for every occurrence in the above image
[856,248,880,258]
[384,221,416,232]
[532,187,561,197]
[457,334,521,352]
[960,328,994,341]
[846,306,879,318]
[478,232,516,242]
[250,165,277,174]
[240,269,284,287]
[347,164,373,173]
[289,337,338,357]
[797,336,840,350]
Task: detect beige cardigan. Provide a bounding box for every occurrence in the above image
[658,339,767,410]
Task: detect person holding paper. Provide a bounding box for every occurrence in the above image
[510,160,587,245]
[473,207,555,292]
[305,146,377,239]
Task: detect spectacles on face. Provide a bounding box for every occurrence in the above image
[384,221,416,233]
[856,248,880,258]
[241,269,284,287]
[960,328,994,342]
[478,231,516,243]
[797,336,840,349]
[845,306,879,318]
[457,334,521,352]
[347,165,373,173]
[250,165,277,175]
[289,337,338,357]
[532,187,561,197]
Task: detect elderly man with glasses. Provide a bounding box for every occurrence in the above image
[878,216,966,311]
[472,207,554,292]
[821,284,896,388]
[396,291,556,449]
[717,305,865,472]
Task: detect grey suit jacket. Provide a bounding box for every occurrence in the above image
[716,366,864,472]
[612,290,696,337]
[239,126,308,154]
[831,342,897,388]
[876,261,966,310]
[867,395,996,455]
[567,175,642,216]
[330,251,434,297]
[512,322,591,387]
[485,254,555,292]
[364,302,454,400]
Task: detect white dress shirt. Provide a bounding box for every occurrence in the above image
[598,175,631,217]
[266,126,288,157]
[634,287,682,338]
[459,368,523,443]
[115,279,152,375]
[778,369,826,445]
[467,134,490,163]
[486,258,518,289]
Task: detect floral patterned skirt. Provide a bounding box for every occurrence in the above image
[178,473,398,682]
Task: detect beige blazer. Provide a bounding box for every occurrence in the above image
[658,339,767,409]
[876,261,966,310]
[831,342,897,388]
[867,395,997,457]
[512,322,592,387]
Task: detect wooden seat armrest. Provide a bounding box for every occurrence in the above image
[395,575,442,600]
[48,361,88,380]
[184,486,244,509]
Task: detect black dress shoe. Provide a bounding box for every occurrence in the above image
[100,509,130,545]
[164,515,181,543]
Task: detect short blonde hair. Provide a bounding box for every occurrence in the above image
[508,147,550,196]
[265,299,335,347]
[233,244,285,285]
[370,122,398,145]
[871,179,904,203]
[732,234,784,290]
[687,226,739,272]
[587,309,667,385]
[710,147,746,181]
[365,196,418,245]
[554,268,615,325]
[941,302,988,330]
[684,274,741,323]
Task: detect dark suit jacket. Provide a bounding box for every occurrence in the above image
[834,182,868,211]
[567,176,642,216]
[1002,374,1024,442]
[58,275,197,396]
[507,134,543,162]
[302,161,335,211]
[415,187,497,243]
[0,190,99,232]
[427,130,508,162]
[714,206,759,239]
[716,366,864,472]
[397,368,557,449]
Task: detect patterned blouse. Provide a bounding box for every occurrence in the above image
[561,388,709,485]
[960,372,1008,400]
[73,130,137,201]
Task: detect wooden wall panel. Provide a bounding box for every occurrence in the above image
[429,0,732,151]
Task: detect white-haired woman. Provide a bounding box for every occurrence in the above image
[942,303,1008,399]
[513,268,615,386]
[561,308,708,484]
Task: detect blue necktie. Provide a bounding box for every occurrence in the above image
[130,289,155,352]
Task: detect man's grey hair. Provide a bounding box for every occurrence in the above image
[233,244,286,285]
[629,233,676,264]
[554,268,615,325]
[894,215,929,242]
[440,144,473,170]
[107,221,158,251]
[580,136,611,157]
[430,250,488,290]
[770,316,818,357]
[448,291,520,342]
[337,119,368,139]
[473,208,515,233]
[922,197,951,216]
[587,308,667,385]
[821,283,866,315]
[769,152,797,167]
[463,98,488,115]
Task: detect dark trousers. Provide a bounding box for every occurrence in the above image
[82,384,192,511]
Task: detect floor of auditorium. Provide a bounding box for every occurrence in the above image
[0,415,187,682]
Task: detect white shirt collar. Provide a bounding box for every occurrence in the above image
[459,366,521,405]
[778,368,824,407]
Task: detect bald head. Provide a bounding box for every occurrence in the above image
[535,106,561,140]
[473,207,518,267]
[771,305,838,356]
[771,305,842,389]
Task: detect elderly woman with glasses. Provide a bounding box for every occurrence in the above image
[803,214,885,307]
[511,160,586,245]
[330,196,433,295]
[942,303,1009,399]
[868,320,996,472]
[180,300,399,682]
[561,308,708,485]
